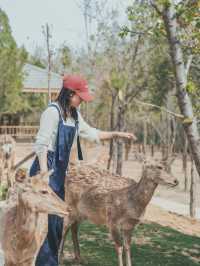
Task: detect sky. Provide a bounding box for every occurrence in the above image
[0,0,133,54]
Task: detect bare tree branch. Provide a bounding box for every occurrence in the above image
[133,99,184,119]
[185,55,193,77]
[125,29,152,36]
[12,152,35,170]
[42,23,53,103]
[148,120,163,143]
[150,0,162,15]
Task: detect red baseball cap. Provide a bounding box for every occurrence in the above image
[63,74,93,102]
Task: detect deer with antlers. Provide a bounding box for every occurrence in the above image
[61,159,178,266]
[0,171,70,266]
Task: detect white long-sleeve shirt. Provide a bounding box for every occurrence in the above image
[34,102,100,155]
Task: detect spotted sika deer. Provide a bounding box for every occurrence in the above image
[0,135,16,187]
[62,160,178,266]
[0,171,69,266]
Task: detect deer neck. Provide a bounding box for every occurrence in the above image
[16,200,37,261]
[17,204,47,266]
[132,171,158,209]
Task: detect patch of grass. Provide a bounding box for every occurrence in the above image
[0,184,8,200]
[62,222,200,266]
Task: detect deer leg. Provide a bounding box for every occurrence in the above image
[123,230,132,266]
[58,221,71,263]
[110,227,124,266]
[71,221,81,261]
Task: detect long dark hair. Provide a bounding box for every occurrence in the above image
[55,87,78,122]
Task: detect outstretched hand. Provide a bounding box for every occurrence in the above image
[116,132,137,141]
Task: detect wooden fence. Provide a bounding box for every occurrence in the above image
[0,126,39,138]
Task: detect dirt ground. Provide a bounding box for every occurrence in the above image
[145,204,200,236]
[15,142,200,237]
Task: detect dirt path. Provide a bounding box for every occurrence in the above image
[151,196,200,219]
[145,204,200,237]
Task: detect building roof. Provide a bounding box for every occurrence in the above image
[22,63,62,93]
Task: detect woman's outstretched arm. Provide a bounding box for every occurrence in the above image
[98,131,136,141]
[78,111,136,142]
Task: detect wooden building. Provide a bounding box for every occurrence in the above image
[23,63,62,100]
[0,64,63,138]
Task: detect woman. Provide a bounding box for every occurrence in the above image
[29,74,135,266]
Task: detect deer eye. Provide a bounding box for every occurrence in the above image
[41,190,48,194]
[157,166,163,170]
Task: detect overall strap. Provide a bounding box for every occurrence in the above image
[49,103,83,161]
[48,103,62,120]
[75,119,83,161]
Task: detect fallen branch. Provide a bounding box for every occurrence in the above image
[12,152,35,171]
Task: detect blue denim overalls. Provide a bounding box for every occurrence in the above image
[29,103,82,266]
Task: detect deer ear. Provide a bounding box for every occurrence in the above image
[142,160,147,170]
[134,153,146,163]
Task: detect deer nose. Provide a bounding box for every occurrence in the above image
[174,179,179,186]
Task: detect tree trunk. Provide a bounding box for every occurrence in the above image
[161,144,165,161]
[111,140,117,174]
[166,114,170,160]
[107,139,114,170]
[169,117,176,156]
[116,140,123,176]
[45,23,52,104]
[107,92,116,170]
[183,132,188,191]
[142,119,147,155]
[151,144,154,157]
[162,2,200,178]
[150,125,156,157]
[125,138,132,161]
[138,143,142,153]
[116,104,124,176]
[190,157,196,218]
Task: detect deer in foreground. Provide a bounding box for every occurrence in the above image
[62,160,178,266]
[0,171,69,266]
[0,135,16,188]
[59,162,135,262]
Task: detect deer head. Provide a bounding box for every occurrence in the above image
[142,160,178,187]
[15,168,27,183]
[0,135,15,159]
[19,171,69,217]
